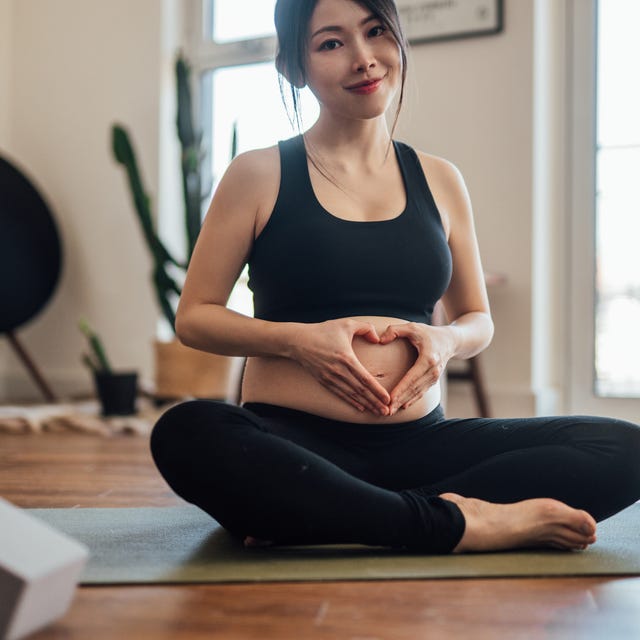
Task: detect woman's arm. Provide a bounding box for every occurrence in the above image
[379,154,494,414]
[432,155,494,359]
[175,147,391,413]
[175,147,295,357]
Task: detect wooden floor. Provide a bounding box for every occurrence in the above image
[3,433,640,639]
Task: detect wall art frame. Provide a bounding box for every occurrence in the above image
[395,0,504,45]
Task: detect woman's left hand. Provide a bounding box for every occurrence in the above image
[378,322,458,416]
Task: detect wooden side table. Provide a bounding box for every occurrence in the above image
[446,355,491,417]
[435,271,506,418]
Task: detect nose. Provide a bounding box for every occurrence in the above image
[352,41,376,73]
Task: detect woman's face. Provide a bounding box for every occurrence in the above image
[304,0,402,121]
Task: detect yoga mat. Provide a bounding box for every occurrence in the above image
[28,505,640,585]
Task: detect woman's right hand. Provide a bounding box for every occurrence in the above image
[289,319,391,415]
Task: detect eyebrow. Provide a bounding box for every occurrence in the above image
[310,14,378,40]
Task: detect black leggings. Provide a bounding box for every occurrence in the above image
[150,401,640,554]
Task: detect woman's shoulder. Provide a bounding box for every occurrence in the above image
[411,148,470,205]
[224,144,281,184]
[410,148,465,188]
[406,148,473,236]
[213,143,287,239]
[214,144,281,220]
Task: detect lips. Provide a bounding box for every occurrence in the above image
[345,77,384,90]
[345,77,385,95]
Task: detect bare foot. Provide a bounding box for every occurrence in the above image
[439,492,597,553]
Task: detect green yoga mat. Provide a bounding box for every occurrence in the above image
[29,504,640,585]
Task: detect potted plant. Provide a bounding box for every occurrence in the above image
[111,54,238,401]
[79,318,138,416]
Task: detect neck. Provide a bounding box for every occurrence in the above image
[304,112,393,168]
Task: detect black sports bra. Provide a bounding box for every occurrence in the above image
[247,134,452,324]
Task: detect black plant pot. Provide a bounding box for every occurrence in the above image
[94,371,138,416]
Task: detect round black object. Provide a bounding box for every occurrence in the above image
[0,155,62,333]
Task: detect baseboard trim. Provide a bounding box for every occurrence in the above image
[2,370,104,403]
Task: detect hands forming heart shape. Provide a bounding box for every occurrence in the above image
[294,319,457,417]
[361,322,454,416]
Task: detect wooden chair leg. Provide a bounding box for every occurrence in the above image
[468,356,491,418]
[5,331,58,402]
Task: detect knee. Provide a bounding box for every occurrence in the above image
[598,418,640,493]
[150,400,261,467]
[150,400,233,469]
[604,418,640,456]
[573,415,640,456]
[556,417,640,521]
[150,400,199,453]
[619,419,640,457]
[149,401,192,472]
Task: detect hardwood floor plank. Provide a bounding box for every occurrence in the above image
[3,432,640,639]
[27,579,640,640]
[0,433,180,507]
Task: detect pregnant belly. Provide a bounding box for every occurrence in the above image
[350,330,418,394]
[241,316,442,423]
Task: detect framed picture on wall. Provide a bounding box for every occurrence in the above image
[396,0,504,45]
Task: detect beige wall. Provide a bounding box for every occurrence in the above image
[0,0,169,399]
[0,0,13,398]
[0,0,568,414]
[0,0,12,146]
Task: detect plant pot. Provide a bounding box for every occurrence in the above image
[154,338,239,401]
[93,371,138,416]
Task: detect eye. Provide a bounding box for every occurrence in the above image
[368,24,387,37]
[318,39,341,51]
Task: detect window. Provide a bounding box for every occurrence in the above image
[190,0,319,316]
[568,0,640,419]
[210,0,276,42]
[593,0,640,397]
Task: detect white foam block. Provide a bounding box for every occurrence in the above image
[0,497,88,640]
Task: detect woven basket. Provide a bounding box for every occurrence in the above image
[154,339,237,400]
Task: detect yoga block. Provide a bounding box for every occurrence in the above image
[0,498,88,640]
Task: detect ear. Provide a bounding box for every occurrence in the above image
[276,55,306,89]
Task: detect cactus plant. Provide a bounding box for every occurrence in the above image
[79,318,112,373]
[111,53,229,332]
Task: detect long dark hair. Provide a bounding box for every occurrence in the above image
[274,0,408,137]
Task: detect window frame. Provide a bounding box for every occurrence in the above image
[567,0,640,419]
[185,0,277,73]
[182,0,280,315]
[184,0,279,190]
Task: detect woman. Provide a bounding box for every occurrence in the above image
[151,0,640,554]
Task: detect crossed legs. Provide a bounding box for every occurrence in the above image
[150,401,640,554]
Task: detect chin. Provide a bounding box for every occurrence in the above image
[340,98,392,120]
[354,105,393,121]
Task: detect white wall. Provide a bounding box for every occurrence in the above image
[0,0,568,413]
[0,0,171,400]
